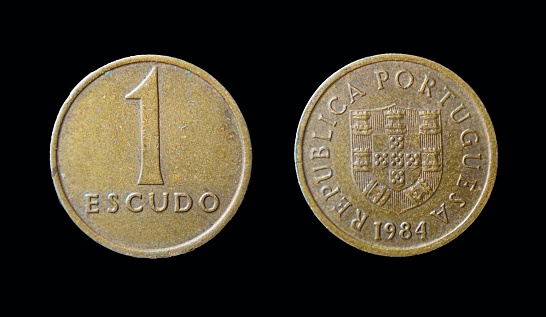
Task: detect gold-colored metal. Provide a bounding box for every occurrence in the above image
[51,55,252,258]
[295,53,497,256]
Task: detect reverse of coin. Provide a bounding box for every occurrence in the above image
[295,54,497,256]
[51,55,252,258]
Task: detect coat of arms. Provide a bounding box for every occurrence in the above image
[350,104,443,213]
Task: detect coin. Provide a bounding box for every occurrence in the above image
[50,55,252,258]
[295,53,497,256]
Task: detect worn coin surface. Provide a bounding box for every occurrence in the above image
[51,55,251,258]
[295,53,497,256]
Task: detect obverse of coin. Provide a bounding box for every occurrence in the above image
[295,54,497,256]
[51,55,252,258]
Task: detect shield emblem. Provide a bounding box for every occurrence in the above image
[350,104,442,214]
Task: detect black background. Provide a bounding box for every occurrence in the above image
[25,5,529,311]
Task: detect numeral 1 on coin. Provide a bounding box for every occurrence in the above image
[125,66,164,185]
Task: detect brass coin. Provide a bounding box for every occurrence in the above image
[295,53,497,256]
[51,55,252,258]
